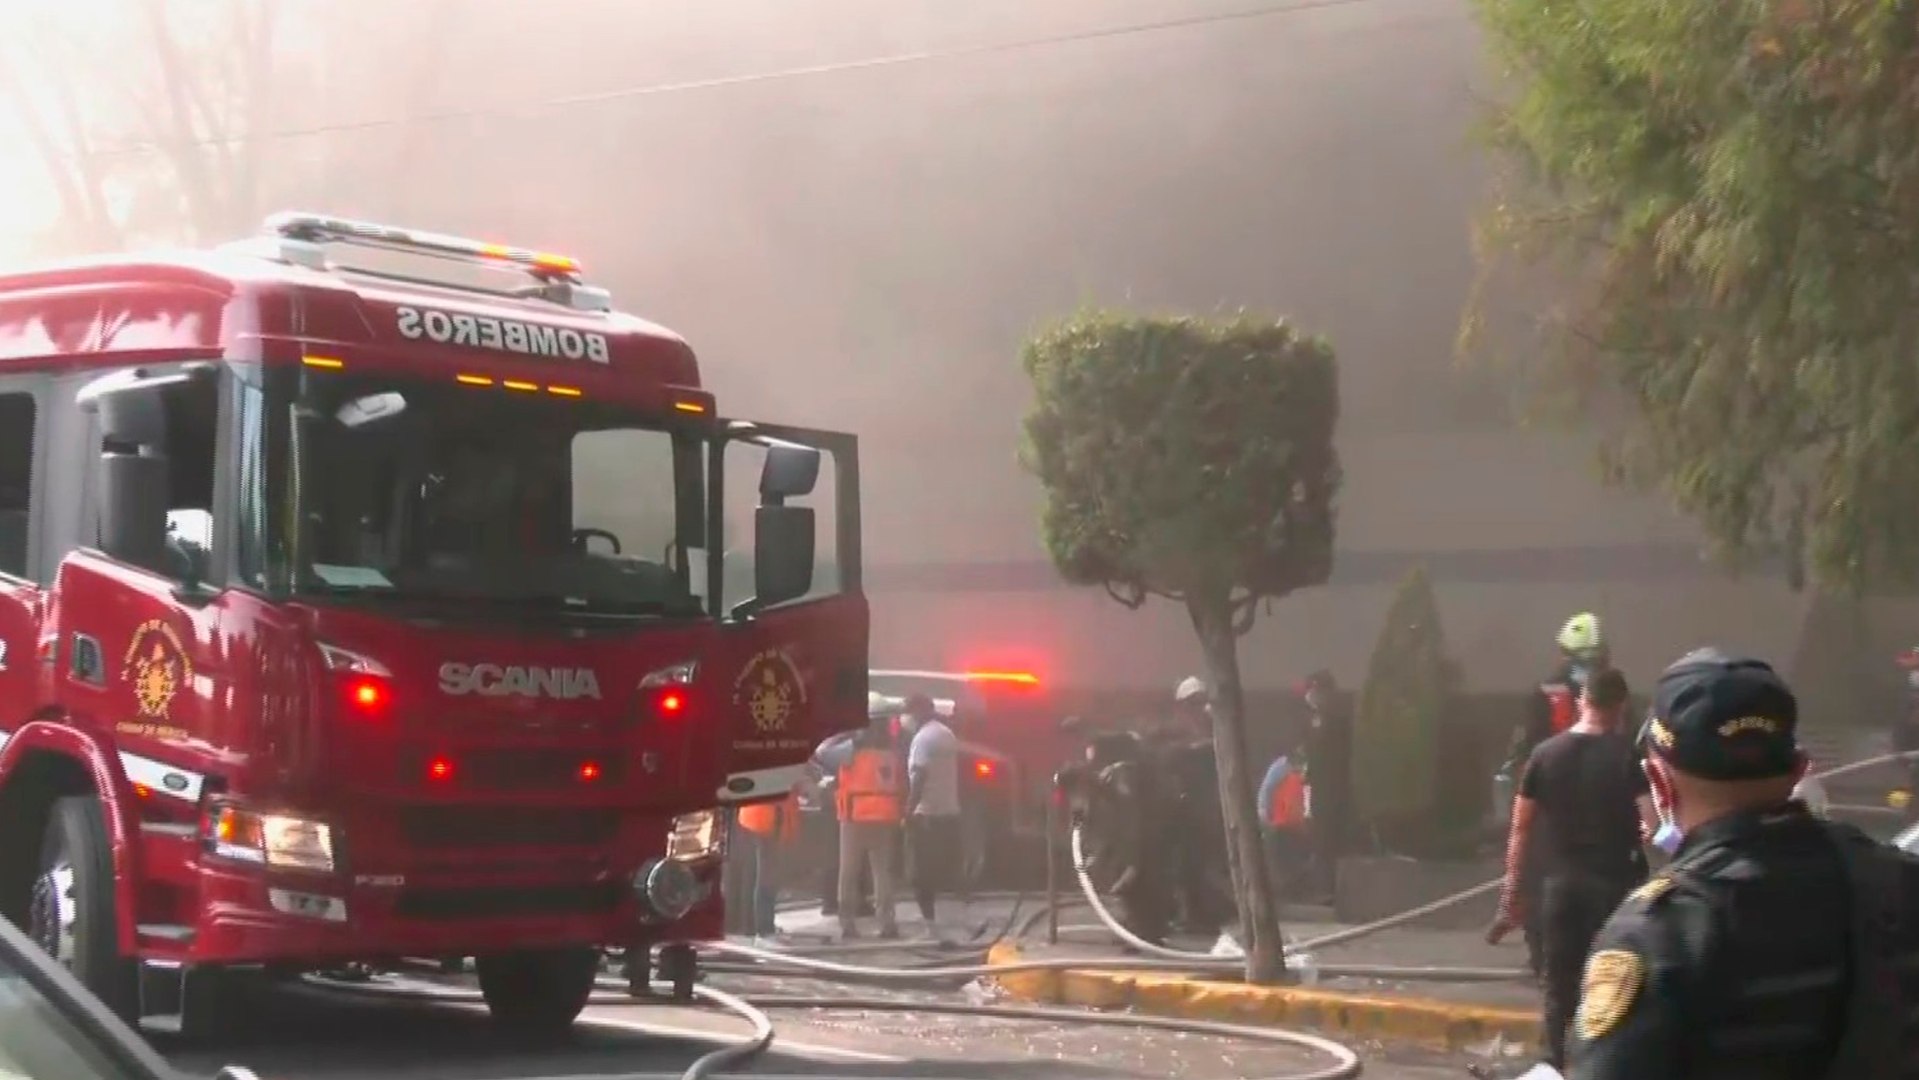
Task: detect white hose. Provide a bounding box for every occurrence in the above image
[1053,748,1901,968]
[1069,823,1524,971]
[311,971,1362,1080]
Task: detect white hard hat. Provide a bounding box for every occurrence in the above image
[1174,676,1208,702]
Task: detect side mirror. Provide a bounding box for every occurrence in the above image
[336,391,406,429]
[759,442,821,504]
[749,504,814,610]
[75,363,211,446]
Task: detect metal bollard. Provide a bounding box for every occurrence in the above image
[1045,793,1060,945]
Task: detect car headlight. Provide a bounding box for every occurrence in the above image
[667,809,722,862]
[205,804,335,872]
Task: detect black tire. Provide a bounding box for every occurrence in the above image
[32,795,136,1020]
[475,948,599,1038]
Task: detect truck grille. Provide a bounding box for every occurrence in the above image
[400,807,621,850]
[395,882,623,920]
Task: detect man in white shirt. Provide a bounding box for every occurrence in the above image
[902,694,962,937]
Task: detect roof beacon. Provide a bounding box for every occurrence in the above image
[256,212,612,313]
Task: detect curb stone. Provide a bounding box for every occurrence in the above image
[985,942,1539,1053]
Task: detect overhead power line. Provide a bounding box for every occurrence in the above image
[79,0,1388,160]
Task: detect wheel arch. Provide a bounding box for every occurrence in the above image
[0,716,140,950]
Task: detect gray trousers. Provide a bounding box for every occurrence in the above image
[837,820,900,934]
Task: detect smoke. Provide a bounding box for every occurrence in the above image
[5,0,1801,688]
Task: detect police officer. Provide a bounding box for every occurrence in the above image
[1567,649,1919,1080]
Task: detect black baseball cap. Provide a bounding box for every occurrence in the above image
[1638,648,1800,780]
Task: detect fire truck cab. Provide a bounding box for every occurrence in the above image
[0,213,867,1037]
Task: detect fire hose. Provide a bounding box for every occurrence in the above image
[316,751,1918,1080]
[315,970,1363,1080]
[1057,749,1919,967]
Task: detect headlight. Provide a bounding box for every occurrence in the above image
[205,804,335,872]
[667,809,722,862]
[634,857,701,922]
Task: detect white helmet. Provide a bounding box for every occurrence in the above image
[1174,676,1208,703]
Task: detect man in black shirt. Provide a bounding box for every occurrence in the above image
[1489,668,1656,1071]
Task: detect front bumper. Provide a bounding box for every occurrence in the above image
[169,805,725,965]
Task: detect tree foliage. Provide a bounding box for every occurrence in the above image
[1020,310,1340,619]
[0,0,464,259]
[1352,565,1450,836]
[1464,0,1919,591]
[1020,308,1340,985]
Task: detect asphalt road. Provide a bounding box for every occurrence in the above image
[157,965,1481,1080]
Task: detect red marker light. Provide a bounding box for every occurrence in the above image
[427,756,454,782]
[344,676,389,716]
[579,761,602,782]
[974,760,997,780]
[659,690,686,716]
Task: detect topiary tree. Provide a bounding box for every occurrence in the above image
[1352,565,1450,851]
[1020,309,1340,984]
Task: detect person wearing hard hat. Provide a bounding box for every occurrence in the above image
[1159,676,1233,938]
[1503,612,1612,980]
[1171,675,1212,741]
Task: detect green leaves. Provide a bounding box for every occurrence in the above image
[1468,0,1919,591]
[1352,565,1450,829]
[1019,310,1340,619]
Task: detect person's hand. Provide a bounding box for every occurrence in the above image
[1485,915,1518,946]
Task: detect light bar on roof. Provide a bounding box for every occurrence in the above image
[264,212,584,280]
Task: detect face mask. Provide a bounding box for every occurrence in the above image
[1644,757,1683,853]
[1652,819,1684,855]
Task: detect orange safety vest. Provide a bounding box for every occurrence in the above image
[1542,683,1577,733]
[836,745,902,823]
[739,789,800,841]
[1267,770,1308,828]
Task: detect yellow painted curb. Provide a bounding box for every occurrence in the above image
[985,942,1539,1053]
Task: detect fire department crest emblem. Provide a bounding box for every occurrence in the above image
[732,649,807,734]
[122,619,192,720]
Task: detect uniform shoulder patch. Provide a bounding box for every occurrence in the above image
[1577,949,1645,1041]
[1627,875,1675,904]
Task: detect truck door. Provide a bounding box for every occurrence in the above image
[706,422,867,805]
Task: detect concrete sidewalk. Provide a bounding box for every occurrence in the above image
[989,924,1541,1054]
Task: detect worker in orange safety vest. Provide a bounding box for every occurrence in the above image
[833,711,903,939]
[1257,736,1312,900]
[737,784,801,939]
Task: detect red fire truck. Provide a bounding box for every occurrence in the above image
[0,213,867,1037]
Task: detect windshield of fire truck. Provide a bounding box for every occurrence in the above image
[286,370,700,617]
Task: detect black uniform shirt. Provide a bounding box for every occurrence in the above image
[1567,803,1919,1080]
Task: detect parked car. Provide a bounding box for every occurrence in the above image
[0,897,255,1080]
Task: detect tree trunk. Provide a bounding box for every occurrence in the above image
[1188,592,1287,985]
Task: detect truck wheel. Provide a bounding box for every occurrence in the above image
[30,796,136,1019]
[475,948,599,1038]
